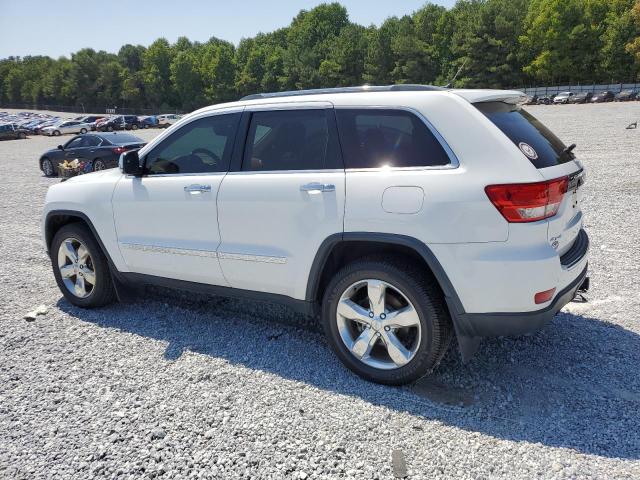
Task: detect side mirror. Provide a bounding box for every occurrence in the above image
[57,145,64,150]
[120,150,143,176]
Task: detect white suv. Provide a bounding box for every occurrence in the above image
[43,85,589,385]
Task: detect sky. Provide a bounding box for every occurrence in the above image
[0,0,456,59]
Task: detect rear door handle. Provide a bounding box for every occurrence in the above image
[300,182,335,193]
[184,184,212,193]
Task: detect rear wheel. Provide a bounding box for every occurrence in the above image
[18,132,26,139]
[80,128,87,134]
[53,130,61,136]
[93,158,106,171]
[50,223,116,308]
[107,125,113,132]
[322,258,452,385]
[131,124,138,130]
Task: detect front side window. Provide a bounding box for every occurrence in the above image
[243,109,329,171]
[145,113,240,175]
[335,109,451,168]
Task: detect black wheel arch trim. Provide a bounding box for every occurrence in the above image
[306,232,466,316]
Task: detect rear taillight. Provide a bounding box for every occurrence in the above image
[112,147,127,155]
[485,177,568,223]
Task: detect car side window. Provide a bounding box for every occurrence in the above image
[335,109,451,168]
[145,113,240,175]
[83,136,101,147]
[66,137,84,149]
[242,109,329,171]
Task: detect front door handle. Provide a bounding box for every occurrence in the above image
[300,182,335,193]
[184,184,212,193]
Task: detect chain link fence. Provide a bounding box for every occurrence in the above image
[514,82,640,97]
[0,103,183,116]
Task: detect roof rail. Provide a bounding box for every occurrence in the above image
[240,84,445,101]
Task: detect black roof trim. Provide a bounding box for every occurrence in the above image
[240,84,445,101]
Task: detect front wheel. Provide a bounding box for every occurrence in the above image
[131,124,138,130]
[322,258,452,385]
[50,223,116,308]
[41,157,56,177]
[80,128,87,134]
[53,130,61,136]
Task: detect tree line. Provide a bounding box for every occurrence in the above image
[1,0,639,113]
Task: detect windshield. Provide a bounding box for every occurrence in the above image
[475,101,574,169]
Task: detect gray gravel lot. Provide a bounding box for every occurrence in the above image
[1,103,639,479]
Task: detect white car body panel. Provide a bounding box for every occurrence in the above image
[43,88,587,320]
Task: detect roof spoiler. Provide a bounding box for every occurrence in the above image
[453,89,527,104]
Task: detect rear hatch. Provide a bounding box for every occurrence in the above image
[473,99,585,257]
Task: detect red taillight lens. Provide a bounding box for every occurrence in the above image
[112,147,127,155]
[534,287,556,304]
[485,177,568,223]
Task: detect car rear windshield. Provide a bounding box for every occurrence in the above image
[106,133,142,145]
[474,101,573,169]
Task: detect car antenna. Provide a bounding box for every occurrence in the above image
[444,58,467,88]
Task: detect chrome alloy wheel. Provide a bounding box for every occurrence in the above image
[57,237,96,298]
[336,279,422,370]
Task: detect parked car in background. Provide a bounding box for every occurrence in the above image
[139,115,159,128]
[39,132,146,177]
[0,123,28,140]
[553,92,574,104]
[568,92,593,104]
[75,115,105,128]
[615,89,638,102]
[524,94,538,105]
[157,113,182,128]
[591,91,615,103]
[42,120,94,136]
[98,115,141,131]
[537,96,553,105]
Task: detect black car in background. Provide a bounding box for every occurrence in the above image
[97,115,142,132]
[591,90,615,103]
[568,91,593,104]
[39,132,146,177]
[615,89,638,101]
[0,123,28,140]
[537,95,553,105]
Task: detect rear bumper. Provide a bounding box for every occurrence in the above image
[452,263,588,338]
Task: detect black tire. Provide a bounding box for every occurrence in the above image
[80,128,87,134]
[107,125,113,132]
[41,157,56,177]
[321,257,453,385]
[131,124,138,130]
[53,130,61,136]
[92,158,106,171]
[18,132,26,139]
[50,223,116,308]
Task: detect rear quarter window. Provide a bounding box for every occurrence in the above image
[475,102,573,169]
[335,109,451,169]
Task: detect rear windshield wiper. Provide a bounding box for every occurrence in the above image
[563,143,576,155]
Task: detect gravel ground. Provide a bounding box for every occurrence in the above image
[1,103,639,479]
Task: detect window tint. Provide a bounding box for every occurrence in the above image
[335,109,451,169]
[243,109,329,171]
[66,137,84,149]
[84,136,101,147]
[145,113,240,175]
[475,102,572,169]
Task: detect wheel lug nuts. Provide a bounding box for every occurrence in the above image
[368,312,374,318]
[384,326,391,332]
[380,313,386,319]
